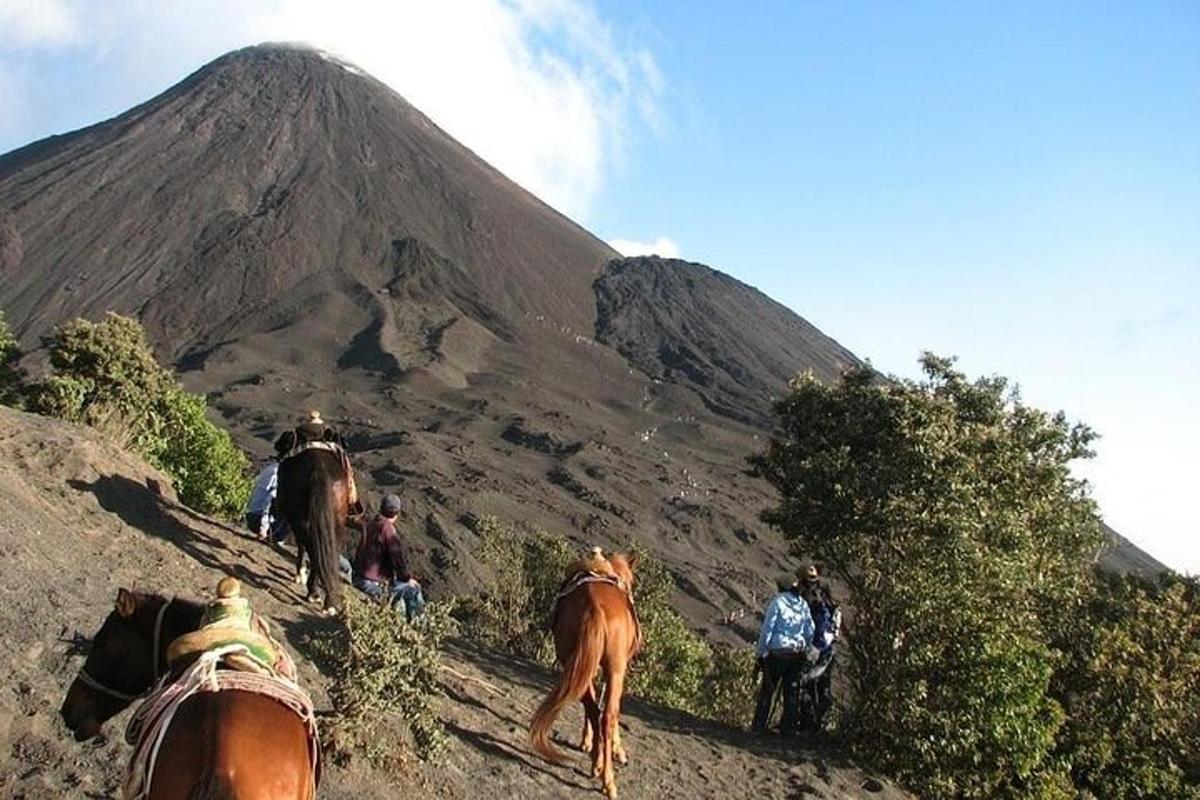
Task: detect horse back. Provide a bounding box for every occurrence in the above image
[151,692,314,799]
[554,582,639,657]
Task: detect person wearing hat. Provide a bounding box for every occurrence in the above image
[750,570,817,735]
[801,565,841,731]
[345,493,425,620]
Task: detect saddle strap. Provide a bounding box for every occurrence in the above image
[279,439,344,462]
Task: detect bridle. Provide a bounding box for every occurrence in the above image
[76,599,173,703]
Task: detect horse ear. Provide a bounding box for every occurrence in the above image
[115,588,137,618]
[626,551,640,570]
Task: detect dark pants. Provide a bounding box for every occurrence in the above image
[801,650,836,731]
[245,511,290,543]
[751,652,807,734]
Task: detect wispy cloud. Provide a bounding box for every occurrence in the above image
[0,0,663,221]
[609,236,680,258]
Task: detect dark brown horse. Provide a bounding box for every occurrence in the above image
[274,426,355,614]
[530,553,640,800]
[61,589,317,799]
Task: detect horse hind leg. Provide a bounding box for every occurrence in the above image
[294,545,308,588]
[580,683,598,752]
[599,665,627,799]
[613,718,628,766]
[581,684,602,776]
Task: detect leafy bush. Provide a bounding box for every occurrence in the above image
[1055,573,1200,799]
[315,593,457,767]
[625,548,757,727]
[470,518,758,727]
[470,515,577,662]
[0,310,24,407]
[751,355,1104,798]
[28,313,249,518]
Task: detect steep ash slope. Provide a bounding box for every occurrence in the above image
[596,256,860,427]
[0,44,613,356]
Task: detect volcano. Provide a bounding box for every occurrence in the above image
[0,44,1162,632]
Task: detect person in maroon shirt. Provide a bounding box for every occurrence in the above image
[348,494,425,619]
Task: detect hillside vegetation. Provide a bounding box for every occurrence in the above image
[753,356,1199,798]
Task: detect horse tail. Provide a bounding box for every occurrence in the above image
[308,460,343,611]
[530,604,604,763]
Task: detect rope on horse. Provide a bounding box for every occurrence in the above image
[122,645,319,800]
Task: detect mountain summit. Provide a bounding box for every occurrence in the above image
[0,44,1158,625]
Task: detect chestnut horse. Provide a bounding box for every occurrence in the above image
[530,553,640,799]
[61,589,317,799]
[275,428,354,614]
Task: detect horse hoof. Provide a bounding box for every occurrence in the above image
[323,606,340,617]
[295,566,309,586]
[615,749,628,766]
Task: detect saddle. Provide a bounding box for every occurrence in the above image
[165,578,294,679]
[275,425,361,514]
[551,550,642,653]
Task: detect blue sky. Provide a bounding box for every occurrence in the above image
[1,1,1197,571]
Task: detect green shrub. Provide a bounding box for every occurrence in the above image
[1055,573,1200,799]
[625,548,757,727]
[314,593,457,767]
[0,310,24,407]
[471,515,576,662]
[751,355,1103,798]
[28,313,249,518]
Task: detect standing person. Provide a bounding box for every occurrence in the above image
[751,572,817,735]
[245,457,289,544]
[345,493,425,620]
[801,565,841,731]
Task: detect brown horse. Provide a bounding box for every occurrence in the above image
[530,552,640,799]
[60,589,317,799]
[275,426,355,614]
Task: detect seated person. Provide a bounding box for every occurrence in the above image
[339,494,425,620]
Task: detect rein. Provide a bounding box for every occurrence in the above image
[78,599,174,704]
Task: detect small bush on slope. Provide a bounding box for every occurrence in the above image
[314,593,456,767]
[28,313,249,518]
[0,311,24,407]
[468,514,576,663]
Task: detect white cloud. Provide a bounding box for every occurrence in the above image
[0,0,80,47]
[0,0,663,221]
[608,236,680,258]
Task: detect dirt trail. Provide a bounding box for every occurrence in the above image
[0,406,905,799]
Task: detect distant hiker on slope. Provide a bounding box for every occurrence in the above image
[338,493,425,620]
[750,571,817,736]
[800,565,841,732]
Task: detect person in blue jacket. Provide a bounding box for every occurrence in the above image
[750,571,817,735]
